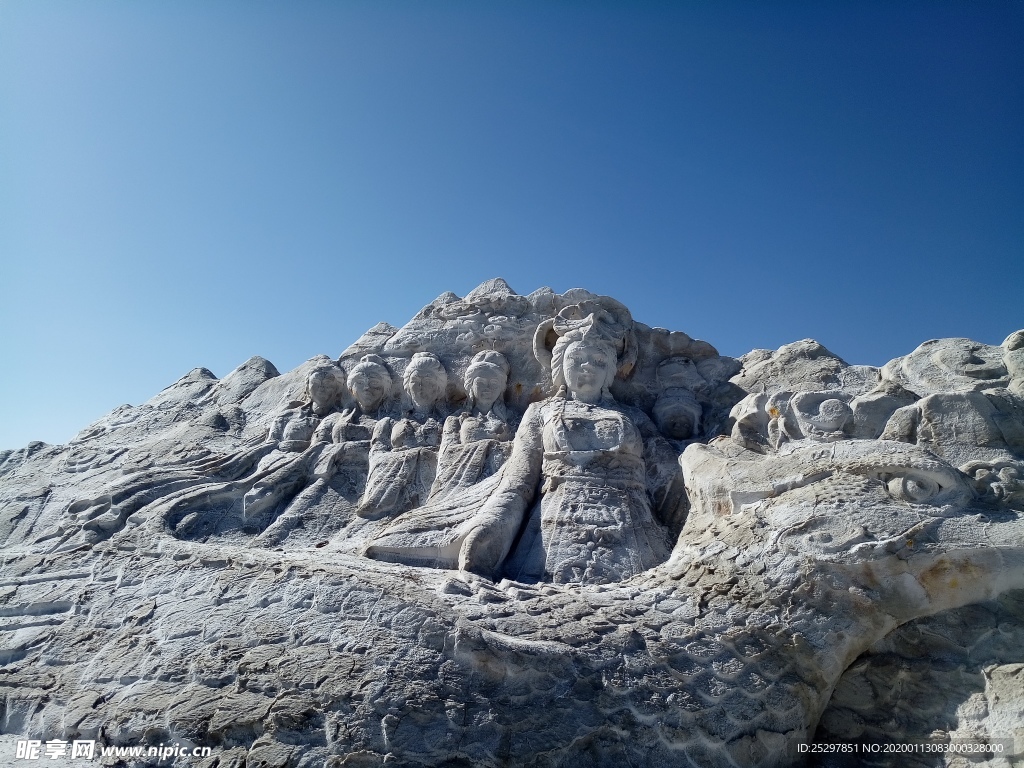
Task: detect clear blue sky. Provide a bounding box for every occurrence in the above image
[2,1,1022,450]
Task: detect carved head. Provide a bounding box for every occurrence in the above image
[306,364,346,415]
[657,356,707,392]
[533,304,637,399]
[403,352,448,410]
[654,390,702,440]
[347,354,392,412]
[464,351,510,413]
[554,337,618,402]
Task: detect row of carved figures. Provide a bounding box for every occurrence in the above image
[53,314,1024,594]
[250,352,495,519]
[123,307,688,586]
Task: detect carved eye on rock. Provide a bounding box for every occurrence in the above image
[880,472,941,503]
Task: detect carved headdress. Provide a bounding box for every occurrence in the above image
[465,350,510,384]
[534,301,638,394]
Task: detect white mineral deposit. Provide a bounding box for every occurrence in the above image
[1,279,1022,767]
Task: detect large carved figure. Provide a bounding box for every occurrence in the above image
[657,435,1024,765]
[356,352,448,519]
[459,308,684,585]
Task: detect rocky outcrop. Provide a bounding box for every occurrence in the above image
[0,280,1021,767]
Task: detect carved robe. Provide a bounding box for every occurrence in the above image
[358,412,443,518]
[504,399,671,584]
[363,409,514,567]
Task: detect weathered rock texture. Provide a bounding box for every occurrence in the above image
[1,279,1022,767]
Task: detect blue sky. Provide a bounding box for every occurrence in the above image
[2,1,1022,450]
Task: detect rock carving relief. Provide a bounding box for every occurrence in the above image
[1,278,1022,768]
[364,350,515,568]
[356,352,449,520]
[457,306,683,585]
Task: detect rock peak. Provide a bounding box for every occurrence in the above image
[465,277,517,301]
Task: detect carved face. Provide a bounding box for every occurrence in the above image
[405,363,445,410]
[307,372,342,410]
[654,398,701,440]
[467,366,507,412]
[563,341,616,402]
[349,371,388,412]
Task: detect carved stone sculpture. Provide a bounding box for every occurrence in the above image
[242,363,348,517]
[429,349,514,502]
[364,351,514,567]
[156,362,348,542]
[308,354,394,488]
[0,279,1021,768]
[265,363,346,452]
[356,352,448,520]
[653,356,705,445]
[459,307,683,585]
